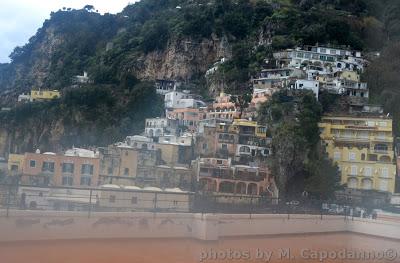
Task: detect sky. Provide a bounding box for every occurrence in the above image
[0,0,136,63]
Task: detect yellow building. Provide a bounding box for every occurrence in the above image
[7,154,25,176]
[232,119,267,138]
[319,115,396,193]
[338,70,360,82]
[30,90,61,101]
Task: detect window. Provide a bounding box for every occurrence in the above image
[333,152,341,161]
[30,160,36,168]
[80,177,91,186]
[350,165,358,176]
[240,146,251,153]
[379,122,387,127]
[348,152,356,161]
[374,144,388,152]
[221,144,228,150]
[381,168,389,178]
[202,143,208,150]
[344,130,352,138]
[42,162,55,173]
[131,196,138,204]
[109,195,116,203]
[62,163,74,173]
[364,167,372,177]
[108,167,113,175]
[379,179,389,192]
[377,132,386,140]
[81,164,94,175]
[124,168,129,176]
[217,160,223,165]
[62,176,73,186]
[359,131,369,139]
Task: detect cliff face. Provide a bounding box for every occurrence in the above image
[135,35,231,81]
[11,27,65,92]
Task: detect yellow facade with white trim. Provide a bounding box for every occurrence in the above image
[319,115,396,193]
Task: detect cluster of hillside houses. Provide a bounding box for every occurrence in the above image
[5,45,400,208]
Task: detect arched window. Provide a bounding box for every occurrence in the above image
[239,146,251,153]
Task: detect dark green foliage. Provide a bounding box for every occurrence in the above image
[0,81,163,151]
[258,90,339,199]
[363,42,400,136]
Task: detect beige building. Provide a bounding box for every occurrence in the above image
[20,149,100,187]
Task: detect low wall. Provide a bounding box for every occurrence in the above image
[218,214,347,237]
[0,210,399,242]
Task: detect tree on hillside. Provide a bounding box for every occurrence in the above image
[230,86,253,119]
[258,90,339,199]
[363,42,400,135]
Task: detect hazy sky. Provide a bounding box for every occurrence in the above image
[0,0,136,63]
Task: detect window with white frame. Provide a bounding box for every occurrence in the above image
[381,168,389,178]
[350,165,358,175]
[364,167,372,177]
[348,152,356,161]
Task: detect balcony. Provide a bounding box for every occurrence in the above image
[218,138,235,144]
[374,149,388,154]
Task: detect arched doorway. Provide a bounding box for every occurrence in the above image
[361,179,373,190]
[199,178,216,192]
[247,183,258,195]
[347,178,358,189]
[219,181,235,193]
[236,182,246,194]
[379,155,391,163]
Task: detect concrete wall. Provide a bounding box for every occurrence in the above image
[0,210,399,242]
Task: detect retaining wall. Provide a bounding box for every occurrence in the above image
[0,210,399,242]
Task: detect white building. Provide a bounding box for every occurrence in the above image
[284,46,366,72]
[145,118,178,138]
[158,134,194,146]
[164,90,205,110]
[173,99,207,109]
[64,148,99,158]
[206,58,227,76]
[293,79,319,99]
[156,79,177,95]
[73,71,93,84]
[18,93,31,102]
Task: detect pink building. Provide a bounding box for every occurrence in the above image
[194,158,276,197]
[250,88,275,108]
[207,92,240,121]
[21,149,100,187]
[166,108,206,132]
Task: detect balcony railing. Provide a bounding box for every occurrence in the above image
[218,139,235,143]
[374,149,388,154]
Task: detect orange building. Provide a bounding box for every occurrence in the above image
[21,149,100,187]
